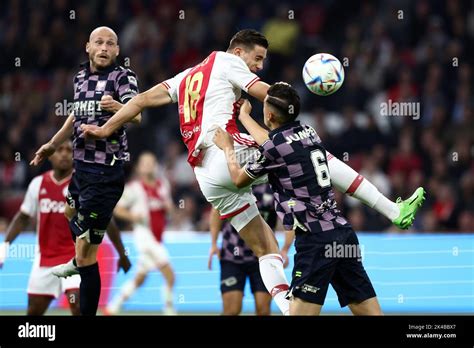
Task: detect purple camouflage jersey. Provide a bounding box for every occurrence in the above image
[245,121,350,233]
[72,62,139,166]
[220,183,277,264]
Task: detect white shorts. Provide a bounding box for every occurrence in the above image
[27,255,81,298]
[134,226,170,273]
[194,144,265,231]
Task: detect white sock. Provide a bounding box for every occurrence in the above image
[327,153,399,221]
[259,254,290,315]
[109,279,137,312]
[162,285,174,307]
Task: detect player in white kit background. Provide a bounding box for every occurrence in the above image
[0,141,132,315]
[82,29,425,315]
[0,142,80,315]
[106,152,176,315]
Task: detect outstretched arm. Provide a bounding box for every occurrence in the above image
[213,127,255,188]
[106,218,132,273]
[30,113,74,166]
[0,211,31,268]
[82,83,173,139]
[238,100,270,146]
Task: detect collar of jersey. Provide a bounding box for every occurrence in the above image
[268,120,301,138]
[80,61,118,76]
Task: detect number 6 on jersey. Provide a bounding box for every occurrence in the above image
[311,149,331,188]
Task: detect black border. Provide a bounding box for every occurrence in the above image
[0,315,472,347]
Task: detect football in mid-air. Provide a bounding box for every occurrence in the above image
[302,53,345,96]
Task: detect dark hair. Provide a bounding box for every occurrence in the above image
[227,29,268,51]
[266,82,301,123]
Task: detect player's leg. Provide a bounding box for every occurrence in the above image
[222,291,244,315]
[158,264,176,314]
[106,270,149,315]
[26,256,62,315]
[72,168,125,315]
[150,242,176,314]
[27,295,54,315]
[65,289,81,316]
[327,153,425,229]
[195,147,290,314]
[220,260,246,315]
[235,212,290,315]
[62,274,81,315]
[330,228,382,315]
[247,261,272,315]
[286,229,337,315]
[348,297,383,315]
[289,297,322,315]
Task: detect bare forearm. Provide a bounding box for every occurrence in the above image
[239,113,269,145]
[282,229,295,252]
[102,96,144,136]
[222,147,242,186]
[50,114,74,147]
[106,218,126,256]
[209,208,222,246]
[4,212,30,244]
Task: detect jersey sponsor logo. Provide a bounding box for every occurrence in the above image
[285,126,317,144]
[73,100,102,116]
[39,198,66,214]
[301,284,320,294]
[181,125,201,139]
[221,276,238,287]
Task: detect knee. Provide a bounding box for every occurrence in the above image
[255,304,271,316]
[136,273,147,286]
[222,304,242,316]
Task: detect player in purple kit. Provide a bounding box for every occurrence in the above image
[31,26,140,315]
[212,82,416,315]
[208,183,276,315]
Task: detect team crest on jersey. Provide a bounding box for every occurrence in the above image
[96,80,106,92]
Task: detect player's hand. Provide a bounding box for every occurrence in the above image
[117,254,131,274]
[100,95,122,113]
[80,124,109,139]
[280,248,290,269]
[30,142,56,166]
[238,99,252,118]
[0,241,9,269]
[212,127,234,150]
[208,244,220,270]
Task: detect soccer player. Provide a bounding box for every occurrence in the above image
[30,26,140,315]
[208,183,277,315]
[213,82,424,315]
[106,152,177,315]
[81,29,424,314]
[0,141,131,315]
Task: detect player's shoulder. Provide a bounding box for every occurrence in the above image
[27,174,44,191]
[116,65,137,75]
[216,51,246,66]
[73,66,87,81]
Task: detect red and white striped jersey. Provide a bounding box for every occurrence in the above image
[161,51,260,167]
[20,170,74,267]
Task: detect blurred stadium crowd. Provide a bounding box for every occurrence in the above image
[0,0,472,232]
